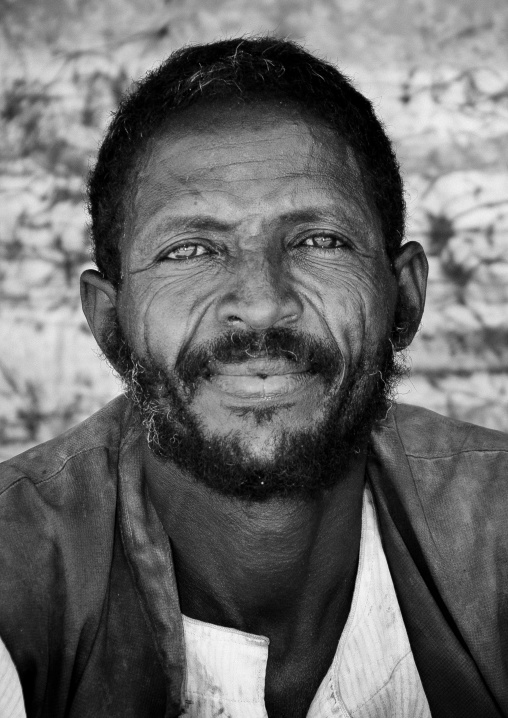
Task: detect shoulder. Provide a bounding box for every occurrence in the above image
[374,402,508,541]
[0,394,133,499]
[390,402,508,458]
[0,395,140,701]
[387,403,508,501]
[0,394,137,602]
[0,394,136,584]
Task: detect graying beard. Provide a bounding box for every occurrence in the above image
[123,358,170,453]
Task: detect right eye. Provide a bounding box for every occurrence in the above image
[161,243,210,261]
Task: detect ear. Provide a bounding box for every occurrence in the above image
[80,269,118,354]
[392,241,428,350]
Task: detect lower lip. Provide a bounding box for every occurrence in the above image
[205,372,319,401]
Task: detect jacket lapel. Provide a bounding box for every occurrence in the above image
[118,425,185,717]
[368,408,506,717]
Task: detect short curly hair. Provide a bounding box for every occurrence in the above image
[88,37,405,287]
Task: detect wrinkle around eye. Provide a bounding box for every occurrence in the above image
[290,245,373,273]
[126,253,226,283]
[338,270,391,304]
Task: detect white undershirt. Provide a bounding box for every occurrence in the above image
[182,486,431,718]
[0,639,25,718]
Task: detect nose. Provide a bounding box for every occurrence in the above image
[216,252,303,331]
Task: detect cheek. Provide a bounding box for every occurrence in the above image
[119,277,198,369]
[145,294,188,369]
[310,266,396,360]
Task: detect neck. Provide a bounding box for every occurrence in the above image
[143,441,366,641]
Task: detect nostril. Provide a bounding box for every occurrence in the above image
[227,315,242,323]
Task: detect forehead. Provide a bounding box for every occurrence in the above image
[128,102,379,242]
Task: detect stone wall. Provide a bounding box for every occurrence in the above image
[1,0,508,459]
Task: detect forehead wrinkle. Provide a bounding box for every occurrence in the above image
[142,118,332,176]
[143,159,320,187]
[170,129,307,152]
[139,114,356,191]
[146,128,309,166]
[153,112,313,148]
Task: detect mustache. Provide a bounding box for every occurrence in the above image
[175,328,343,386]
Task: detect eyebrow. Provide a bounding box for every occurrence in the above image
[277,207,372,235]
[136,214,239,242]
[277,208,340,225]
[138,204,371,243]
[160,216,239,232]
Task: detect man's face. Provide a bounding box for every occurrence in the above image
[109,103,403,499]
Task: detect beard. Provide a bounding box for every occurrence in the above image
[103,315,407,502]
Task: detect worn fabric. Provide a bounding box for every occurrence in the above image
[0,395,507,717]
[182,485,430,718]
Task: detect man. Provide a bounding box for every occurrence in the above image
[0,37,507,718]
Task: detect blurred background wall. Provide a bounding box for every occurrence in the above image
[1,0,508,459]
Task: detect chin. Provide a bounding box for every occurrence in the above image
[141,384,375,502]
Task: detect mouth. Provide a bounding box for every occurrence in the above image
[203,359,319,401]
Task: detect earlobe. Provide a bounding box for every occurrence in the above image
[80,269,118,353]
[392,241,428,350]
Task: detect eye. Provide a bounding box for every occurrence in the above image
[299,234,347,250]
[162,243,210,261]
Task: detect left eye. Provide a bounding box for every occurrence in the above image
[163,243,209,260]
[300,235,345,249]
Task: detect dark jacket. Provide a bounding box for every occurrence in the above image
[0,396,507,717]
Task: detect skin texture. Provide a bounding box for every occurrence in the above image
[81,102,427,717]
